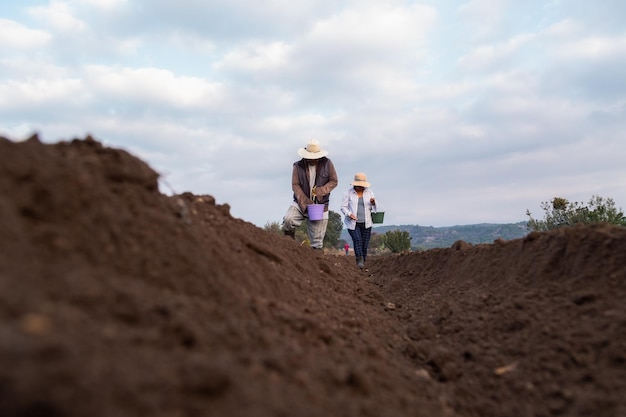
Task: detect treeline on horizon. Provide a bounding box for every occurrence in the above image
[342,195,626,250]
[341,222,529,251]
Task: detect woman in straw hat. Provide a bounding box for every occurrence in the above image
[283,139,338,249]
[340,172,378,269]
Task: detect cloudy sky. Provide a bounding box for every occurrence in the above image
[2,0,625,228]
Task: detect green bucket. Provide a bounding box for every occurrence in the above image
[371,211,385,224]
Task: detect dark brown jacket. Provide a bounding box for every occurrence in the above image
[291,157,338,212]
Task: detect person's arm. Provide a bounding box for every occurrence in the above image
[341,189,358,220]
[368,189,376,211]
[313,159,338,198]
[340,189,351,216]
[291,164,313,211]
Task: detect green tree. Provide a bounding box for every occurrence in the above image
[323,210,343,248]
[369,232,384,251]
[383,230,412,253]
[527,195,626,231]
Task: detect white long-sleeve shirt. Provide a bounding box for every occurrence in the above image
[340,187,377,230]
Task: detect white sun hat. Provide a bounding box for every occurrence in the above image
[351,172,371,188]
[297,139,329,159]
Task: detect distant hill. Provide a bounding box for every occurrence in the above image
[341,222,530,250]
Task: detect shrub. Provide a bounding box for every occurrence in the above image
[526,195,626,231]
[383,230,412,253]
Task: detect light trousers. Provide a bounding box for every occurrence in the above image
[283,205,328,249]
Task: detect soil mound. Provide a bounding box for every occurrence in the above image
[1,135,624,417]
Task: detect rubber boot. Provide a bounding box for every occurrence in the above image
[284,230,295,240]
[356,256,364,269]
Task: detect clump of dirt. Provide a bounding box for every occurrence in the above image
[1,135,624,417]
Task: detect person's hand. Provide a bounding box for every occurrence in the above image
[301,199,314,212]
[349,213,357,220]
[370,198,376,205]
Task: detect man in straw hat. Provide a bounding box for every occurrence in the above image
[283,139,338,249]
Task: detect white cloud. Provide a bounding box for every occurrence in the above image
[457,0,514,41]
[557,34,626,60]
[217,2,437,79]
[84,66,227,109]
[457,33,536,71]
[0,78,85,109]
[163,31,216,55]
[544,18,583,38]
[254,114,329,134]
[217,42,292,73]
[306,4,436,62]
[76,0,129,11]
[0,19,52,48]
[212,3,439,111]
[28,0,87,32]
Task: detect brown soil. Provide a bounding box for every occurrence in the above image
[1,135,625,417]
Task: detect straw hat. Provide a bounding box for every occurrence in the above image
[297,139,329,159]
[351,172,370,188]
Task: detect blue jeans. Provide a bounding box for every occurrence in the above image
[348,222,372,260]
